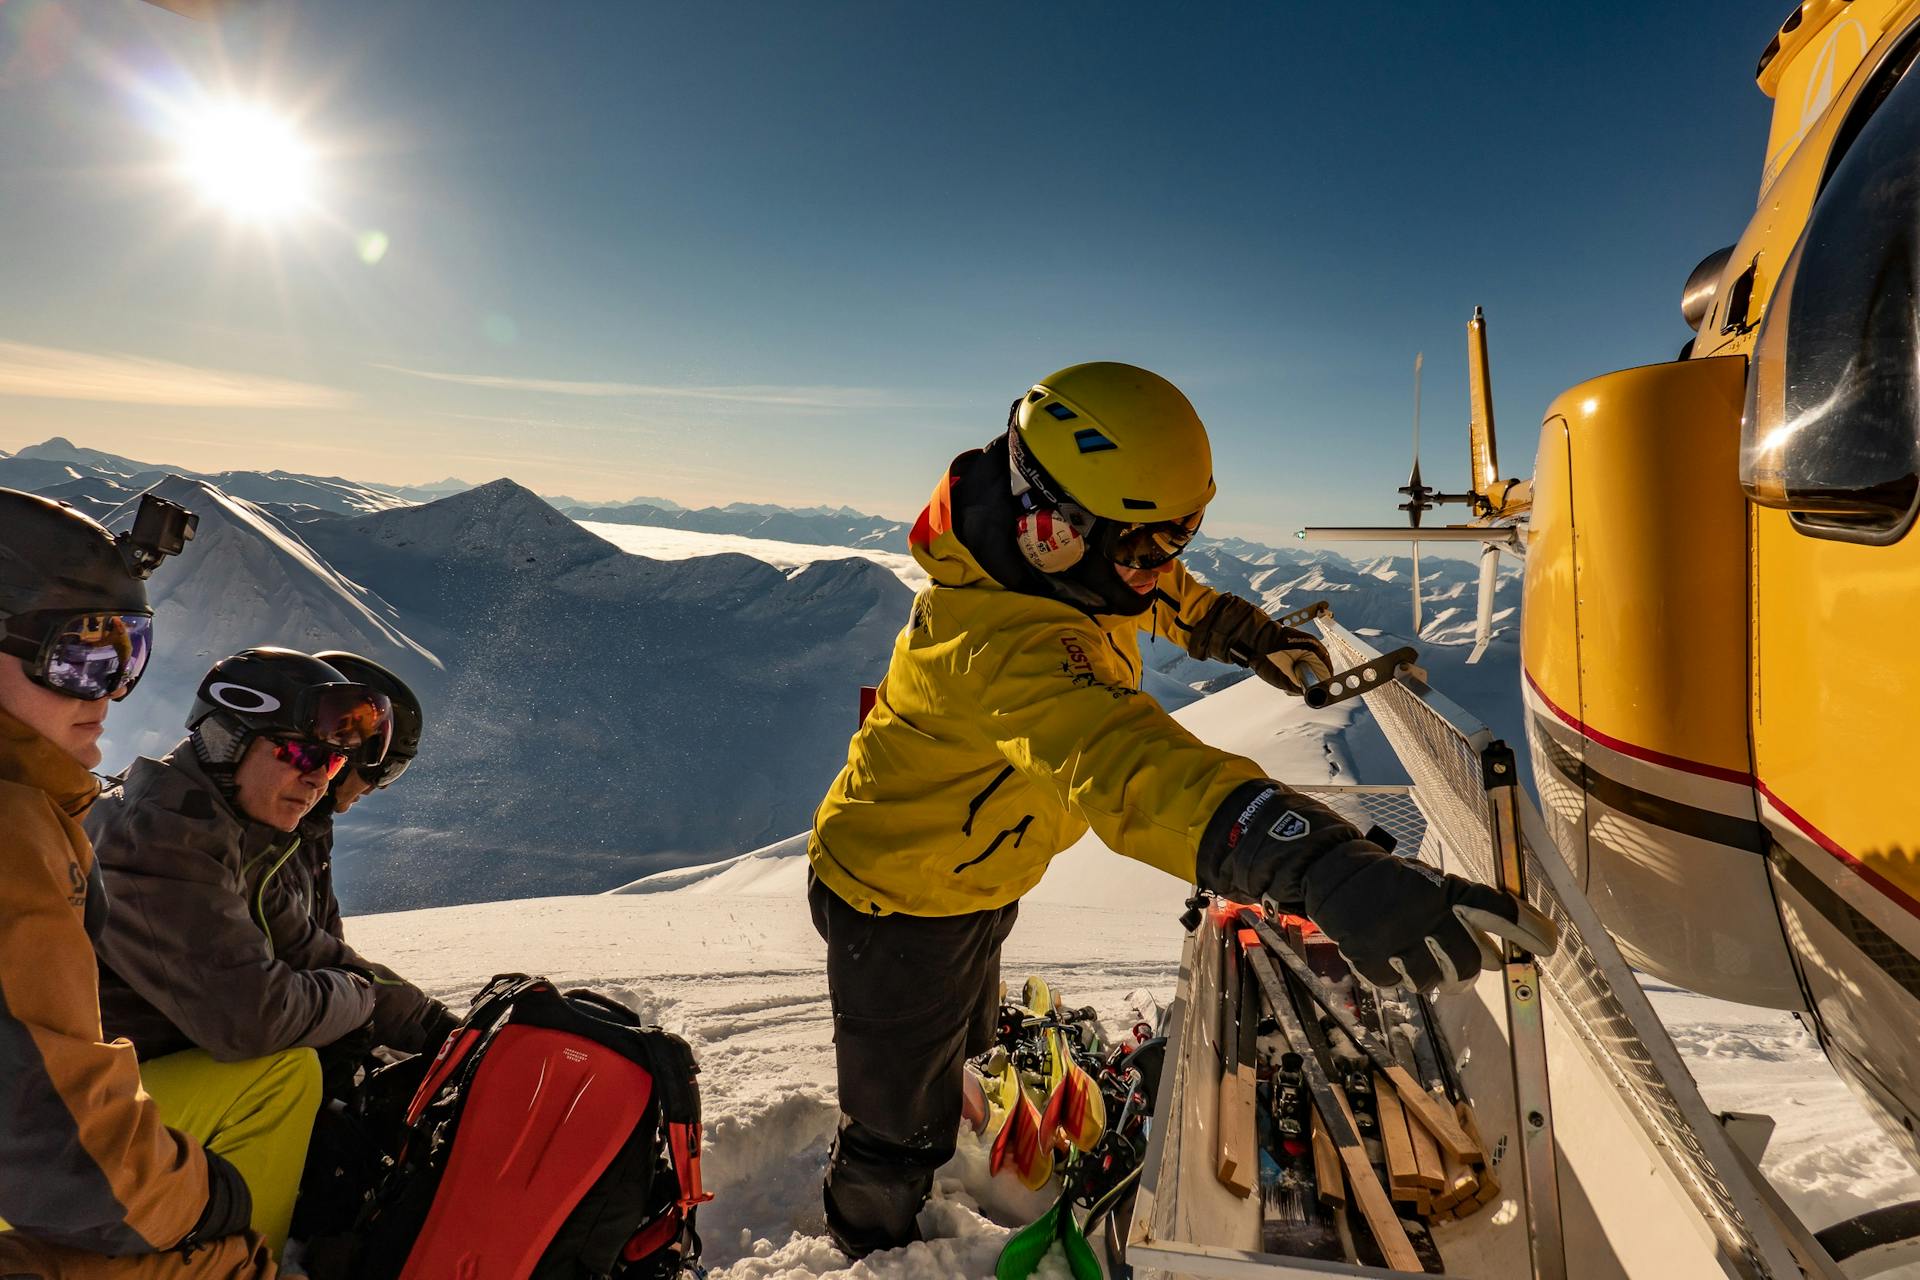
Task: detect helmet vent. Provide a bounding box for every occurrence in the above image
[1121,497,1156,511]
[1044,402,1080,421]
[1072,428,1116,453]
[1027,390,1045,403]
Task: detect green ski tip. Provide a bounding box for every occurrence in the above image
[995,1192,1101,1280]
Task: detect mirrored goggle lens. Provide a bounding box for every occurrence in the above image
[41,613,153,701]
[363,753,411,790]
[272,738,350,779]
[1107,509,1205,569]
[311,687,394,760]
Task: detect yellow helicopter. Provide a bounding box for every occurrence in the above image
[1315,0,1920,1184]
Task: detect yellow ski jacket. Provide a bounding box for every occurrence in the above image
[808,447,1269,917]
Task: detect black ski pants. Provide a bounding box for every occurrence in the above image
[808,873,1018,1256]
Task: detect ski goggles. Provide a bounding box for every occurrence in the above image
[0,610,154,701]
[306,686,395,761]
[357,750,411,790]
[1095,508,1205,570]
[268,736,351,780]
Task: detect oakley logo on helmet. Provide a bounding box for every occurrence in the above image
[207,682,282,714]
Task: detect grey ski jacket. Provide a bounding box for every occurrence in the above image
[87,743,377,1062]
[282,803,453,1054]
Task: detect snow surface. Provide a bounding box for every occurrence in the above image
[347,672,1920,1278]
[579,520,929,590]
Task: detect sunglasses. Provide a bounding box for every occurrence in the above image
[269,736,352,780]
[0,610,154,701]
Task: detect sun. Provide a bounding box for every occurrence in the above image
[176,101,316,221]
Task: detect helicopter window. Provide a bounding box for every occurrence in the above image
[1740,44,1920,543]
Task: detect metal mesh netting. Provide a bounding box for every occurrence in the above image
[1299,785,1429,856]
[1318,622,1779,1280]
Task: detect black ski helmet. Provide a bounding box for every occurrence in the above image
[1,488,197,699]
[188,648,393,760]
[313,651,422,782]
[1,489,150,622]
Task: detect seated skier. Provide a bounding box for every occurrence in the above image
[0,488,305,1279]
[806,362,1560,1256]
[86,647,406,1258]
[288,650,454,1084]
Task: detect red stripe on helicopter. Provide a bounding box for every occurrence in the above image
[1522,670,1755,787]
[1525,669,1920,922]
[1756,781,1920,925]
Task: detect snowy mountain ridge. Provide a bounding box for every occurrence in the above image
[8,434,1521,913]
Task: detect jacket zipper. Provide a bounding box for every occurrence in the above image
[252,837,302,962]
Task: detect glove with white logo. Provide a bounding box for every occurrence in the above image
[1185,595,1333,695]
[1198,781,1558,993]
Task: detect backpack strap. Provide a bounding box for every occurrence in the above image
[635,1031,712,1212]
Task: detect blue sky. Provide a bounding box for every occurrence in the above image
[0,0,1780,541]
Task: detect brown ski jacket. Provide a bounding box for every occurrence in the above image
[0,707,213,1253]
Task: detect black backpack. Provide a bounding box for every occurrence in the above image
[326,973,710,1280]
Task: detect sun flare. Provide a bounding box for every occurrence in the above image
[176,102,315,221]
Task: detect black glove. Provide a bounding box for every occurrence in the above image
[177,1148,252,1251]
[1198,781,1558,993]
[319,1021,379,1100]
[1302,842,1558,990]
[1186,595,1332,694]
[365,960,459,1056]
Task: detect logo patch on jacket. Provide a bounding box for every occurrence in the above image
[1057,634,1138,700]
[1270,811,1311,841]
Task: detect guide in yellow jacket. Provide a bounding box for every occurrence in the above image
[806,362,1556,1256]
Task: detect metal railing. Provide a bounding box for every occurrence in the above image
[1317,619,1798,1280]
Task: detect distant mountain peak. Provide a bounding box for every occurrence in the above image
[348,476,612,569]
[447,476,549,510]
[14,436,157,472]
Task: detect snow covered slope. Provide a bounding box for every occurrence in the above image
[18,436,1529,912]
[350,661,1920,1278]
[579,520,928,590]
[294,480,912,910]
[74,473,907,909]
[97,475,437,763]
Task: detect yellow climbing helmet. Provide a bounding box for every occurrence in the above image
[1012,362,1216,524]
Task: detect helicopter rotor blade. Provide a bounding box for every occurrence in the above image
[1407,352,1425,529]
[1467,542,1499,664]
[1411,539,1423,637]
